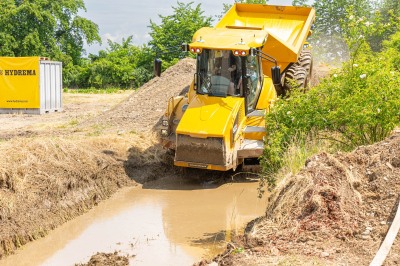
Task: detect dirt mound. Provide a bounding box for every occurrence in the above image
[79,58,196,133]
[216,130,400,265]
[77,251,130,266]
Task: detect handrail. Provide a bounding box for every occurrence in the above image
[370,195,400,266]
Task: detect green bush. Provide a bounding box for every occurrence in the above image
[261,32,400,189]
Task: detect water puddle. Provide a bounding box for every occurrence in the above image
[1,177,267,265]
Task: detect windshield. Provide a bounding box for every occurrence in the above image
[197,49,243,97]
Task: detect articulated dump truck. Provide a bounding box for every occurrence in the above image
[158,3,315,171]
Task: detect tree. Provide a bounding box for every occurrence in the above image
[148,1,213,65]
[65,37,154,89]
[368,0,400,51]
[0,0,100,65]
[0,0,18,56]
[380,0,400,21]
[311,0,399,62]
[310,0,372,64]
[292,0,310,6]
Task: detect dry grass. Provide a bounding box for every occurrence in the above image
[265,151,361,233]
[274,135,331,180]
[0,131,162,257]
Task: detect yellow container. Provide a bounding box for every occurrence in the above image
[0,57,62,114]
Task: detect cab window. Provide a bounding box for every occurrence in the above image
[245,54,261,112]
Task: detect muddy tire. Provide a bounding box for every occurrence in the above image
[283,65,308,91]
[299,50,313,78]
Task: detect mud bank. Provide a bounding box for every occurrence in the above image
[0,135,135,258]
[210,130,400,265]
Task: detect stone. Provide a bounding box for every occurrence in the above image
[386,162,394,170]
[362,230,370,236]
[366,170,377,182]
[321,252,330,258]
[391,157,400,168]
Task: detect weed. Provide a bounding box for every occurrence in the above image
[232,247,244,254]
[69,119,79,126]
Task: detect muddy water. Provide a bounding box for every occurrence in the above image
[2,177,267,266]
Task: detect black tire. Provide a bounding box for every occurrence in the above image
[283,65,308,91]
[281,48,313,94]
[299,50,313,83]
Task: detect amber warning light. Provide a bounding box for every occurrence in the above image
[190,47,203,54]
[233,50,248,56]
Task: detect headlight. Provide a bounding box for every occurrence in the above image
[162,120,169,127]
[161,129,169,136]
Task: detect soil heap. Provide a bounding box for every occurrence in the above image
[79,58,196,133]
[77,252,130,266]
[214,130,400,265]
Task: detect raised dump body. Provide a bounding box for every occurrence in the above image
[195,4,315,78]
[159,3,316,171]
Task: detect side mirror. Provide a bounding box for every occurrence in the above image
[250,48,257,56]
[271,66,281,85]
[182,43,189,52]
[154,58,162,77]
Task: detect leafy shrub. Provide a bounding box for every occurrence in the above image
[261,33,400,189]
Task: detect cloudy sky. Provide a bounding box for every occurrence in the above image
[81,0,294,55]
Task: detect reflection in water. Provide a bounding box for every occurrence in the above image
[1,178,267,266]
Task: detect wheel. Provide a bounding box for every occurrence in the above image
[298,50,313,84]
[283,65,308,92]
[282,48,313,94]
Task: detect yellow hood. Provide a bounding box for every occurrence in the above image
[176,95,243,138]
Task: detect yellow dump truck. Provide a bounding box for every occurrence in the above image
[158,3,315,171]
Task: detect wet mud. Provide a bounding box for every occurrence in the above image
[1,176,267,265]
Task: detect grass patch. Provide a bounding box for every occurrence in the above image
[259,133,337,197]
[64,87,131,94]
[276,135,335,179]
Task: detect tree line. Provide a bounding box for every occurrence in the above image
[0,0,399,89]
[0,1,212,89]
